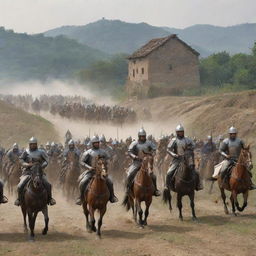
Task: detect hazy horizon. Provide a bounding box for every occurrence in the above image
[0,0,255,34]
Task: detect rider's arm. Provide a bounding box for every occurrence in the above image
[167,138,179,158]
[19,151,30,167]
[79,151,93,170]
[41,150,49,169]
[219,139,229,159]
[128,141,138,160]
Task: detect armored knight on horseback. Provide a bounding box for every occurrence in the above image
[219,126,256,189]
[14,137,56,206]
[125,128,160,197]
[165,124,203,191]
[76,135,118,205]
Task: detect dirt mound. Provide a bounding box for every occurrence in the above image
[0,100,59,147]
[122,90,256,154]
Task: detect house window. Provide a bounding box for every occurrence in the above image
[133,69,135,77]
[141,68,144,74]
[169,64,173,70]
[136,68,138,74]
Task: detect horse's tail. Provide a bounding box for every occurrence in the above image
[122,194,131,211]
[162,187,171,204]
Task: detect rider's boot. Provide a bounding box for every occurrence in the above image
[14,188,22,206]
[46,183,56,206]
[150,173,161,196]
[106,178,118,203]
[76,182,87,205]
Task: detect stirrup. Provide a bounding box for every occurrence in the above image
[1,196,8,204]
[14,199,21,206]
[49,198,56,206]
[110,195,118,203]
[154,190,161,197]
[75,198,82,205]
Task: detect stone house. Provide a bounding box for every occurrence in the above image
[126,34,200,97]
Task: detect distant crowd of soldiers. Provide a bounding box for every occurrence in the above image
[0,94,137,125]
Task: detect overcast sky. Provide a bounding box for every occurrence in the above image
[0,0,255,34]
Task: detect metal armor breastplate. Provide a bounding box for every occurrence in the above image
[175,138,187,156]
[228,139,242,160]
[88,149,105,167]
[26,149,44,163]
[136,141,152,154]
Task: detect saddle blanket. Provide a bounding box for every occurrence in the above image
[212,161,225,178]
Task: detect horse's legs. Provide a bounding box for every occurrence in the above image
[97,206,106,238]
[209,181,214,194]
[188,192,197,221]
[89,207,96,232]
[42,207,49,235]
[28,211,38,241]
[230,192,236,216]
[143,198,152,226]
[241,190,248,211]
[220,187,229,215]
[177,193,183,221]
[83,202,90,232]
[136,199,143,227]
[134,198,137,223]
[21,205,28,233]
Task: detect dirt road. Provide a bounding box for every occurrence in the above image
[1,185,256,256]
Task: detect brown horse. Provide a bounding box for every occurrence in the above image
[7,158,21,195]
[163,153,197,221]
[82,156,110,238]
[218,146,252,216]
[122,152,154,228]
[21,164,49,241]
[63,151,80,200]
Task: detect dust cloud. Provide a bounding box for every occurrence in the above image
[0,79,115,105]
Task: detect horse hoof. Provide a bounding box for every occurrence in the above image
[232,212,237,217]
[29,237,35,242]
[179,217,183,222]
[24,228,28,233]
[192,217,198,222]
[224,210,229,215]
[42,229,48,235]
[96,234,102,240]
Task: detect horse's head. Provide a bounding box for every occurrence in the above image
[240,145,253,170]
[95,156,107,177]
[138,151,154,174]
[30,163,44,190]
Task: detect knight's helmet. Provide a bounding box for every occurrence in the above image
[68,139,75,146]
[29,137,38,144]
[228,126,237,134]
[12,143,19,149]
[91,135,100,144]
[175,124,184,132]
[138,127,146,137]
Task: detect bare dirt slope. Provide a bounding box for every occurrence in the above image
[123,90,256,146]
[0,100,59,147]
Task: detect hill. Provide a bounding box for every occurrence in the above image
[44,19,256,57]
[0,100,59,147]
[0,27,107,81]
[122,90,256,151]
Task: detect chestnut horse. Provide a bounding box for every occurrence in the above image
[82,156,110,238]
[21,163,49,241]
[218,146,252,216]
[122,152,154,228]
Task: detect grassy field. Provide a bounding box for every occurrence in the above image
[0,100,59,148]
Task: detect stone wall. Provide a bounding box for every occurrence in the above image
[128,58,149,83]
[148,38,200,89]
